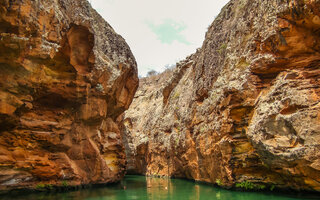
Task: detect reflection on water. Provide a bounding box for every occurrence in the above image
[2,175,319,200]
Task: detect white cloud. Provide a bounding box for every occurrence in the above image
[90,0,229,76]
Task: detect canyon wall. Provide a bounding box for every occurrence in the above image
[0,0,138,191]
[123,0,320,191]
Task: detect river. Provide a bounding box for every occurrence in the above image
[2,175,319,200]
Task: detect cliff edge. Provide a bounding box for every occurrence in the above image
[0,0,138,191]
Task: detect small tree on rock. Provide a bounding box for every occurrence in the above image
[147,70,158,77]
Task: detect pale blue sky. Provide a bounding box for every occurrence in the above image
[146,19,190,45]
[90,0,229,76]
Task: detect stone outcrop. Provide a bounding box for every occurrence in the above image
[123,0,320,192]
[0,0,138,191]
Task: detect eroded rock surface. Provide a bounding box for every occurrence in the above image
[123,0,320,191]
[0,0,138,191]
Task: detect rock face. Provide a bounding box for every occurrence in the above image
[123,0,320,191]
[0,0,138,191]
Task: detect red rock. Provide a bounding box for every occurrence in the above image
[123,0,320,192]
[0,0,138,191]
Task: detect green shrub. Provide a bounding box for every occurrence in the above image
[36,183,53,190]
[217,43,227,54]
[216,179,222,186]
[62,180,68,187]
[235,181,266,190]
[270,185,275,191]
[236,181,255,190]
[36,183,45,189]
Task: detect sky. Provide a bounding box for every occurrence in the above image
[90,0,230,76]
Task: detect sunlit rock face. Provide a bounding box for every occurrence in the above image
[0,0,138,191]
[123,0,320,191]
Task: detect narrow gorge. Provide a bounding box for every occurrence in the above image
[0,0,320,198]
[123,0,320,192]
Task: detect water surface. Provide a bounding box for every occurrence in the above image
[2,175,319,200]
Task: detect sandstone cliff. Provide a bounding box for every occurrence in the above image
[123,0,320,191]
[0,0,138,191]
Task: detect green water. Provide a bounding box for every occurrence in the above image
[2,175,319,200]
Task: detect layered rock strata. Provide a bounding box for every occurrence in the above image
[0,0,138,191]
[123,0,320,191]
